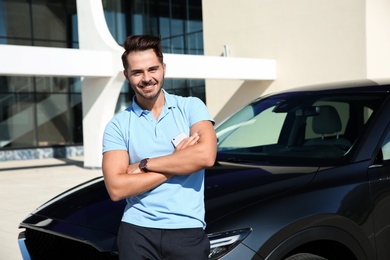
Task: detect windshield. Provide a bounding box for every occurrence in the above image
[215,91,385,165]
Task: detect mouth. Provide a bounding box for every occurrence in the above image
[139,82,157,89]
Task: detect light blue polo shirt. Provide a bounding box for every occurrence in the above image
[102,89,214,229]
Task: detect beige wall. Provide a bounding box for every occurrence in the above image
[366,0,390,82]
[202,0,390,124]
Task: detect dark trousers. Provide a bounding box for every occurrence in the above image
[117,222,210,260]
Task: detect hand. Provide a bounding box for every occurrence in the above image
[174,133,200,151]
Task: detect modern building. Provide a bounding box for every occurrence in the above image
[1,0,389,168]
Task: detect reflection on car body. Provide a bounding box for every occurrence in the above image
[18,82,390,259]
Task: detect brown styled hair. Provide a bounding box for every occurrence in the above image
[121,35,164,70]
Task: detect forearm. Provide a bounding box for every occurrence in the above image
[145,144,215,175]
[144,121,217,175]
[104,170,171,201]
[102,150,172,201]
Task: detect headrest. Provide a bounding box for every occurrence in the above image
[312,105,342,135]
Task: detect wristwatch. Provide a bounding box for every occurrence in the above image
[139,158,149,172]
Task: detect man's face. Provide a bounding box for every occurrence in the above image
[124,49,166,101]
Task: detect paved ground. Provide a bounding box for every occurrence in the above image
[0,157,102,260]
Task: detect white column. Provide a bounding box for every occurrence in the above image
[76,0,124,168]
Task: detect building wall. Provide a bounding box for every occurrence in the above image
[202,0,390,124]
[366,0,390,82]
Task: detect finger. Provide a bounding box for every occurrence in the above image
[186,134,199,146]
[176,135,199,150]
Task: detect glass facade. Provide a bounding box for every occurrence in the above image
[0,76,83,148]
[0,0,204,151]
[0,0,81,150]
[0,0,78,47]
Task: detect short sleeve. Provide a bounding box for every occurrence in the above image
[188,97,215,127]
[102,116,128,153]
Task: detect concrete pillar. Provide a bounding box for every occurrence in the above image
[76,0,124,168]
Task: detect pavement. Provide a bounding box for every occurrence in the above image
[0,157,102,260]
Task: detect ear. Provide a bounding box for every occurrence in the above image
[163,63,166,77]
[123,70,129,81]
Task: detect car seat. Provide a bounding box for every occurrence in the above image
[304,105,351,148]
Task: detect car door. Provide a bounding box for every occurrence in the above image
[368,124,390,259]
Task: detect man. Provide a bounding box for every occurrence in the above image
[102,35,217,259]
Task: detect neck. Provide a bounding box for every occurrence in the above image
[137,90,165,119]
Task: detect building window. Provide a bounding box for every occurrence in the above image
[0,76,82,149]
[0,0,78,48]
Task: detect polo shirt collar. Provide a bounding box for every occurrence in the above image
[131,89,176,117]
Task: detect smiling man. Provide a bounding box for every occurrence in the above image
[102,35,217,260]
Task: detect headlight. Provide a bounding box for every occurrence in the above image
[208,228,252,259]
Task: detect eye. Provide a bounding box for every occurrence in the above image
[149,66,159,72]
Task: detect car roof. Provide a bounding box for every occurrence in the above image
[278,79,390,94]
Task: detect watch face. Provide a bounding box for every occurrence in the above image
[140,158,149,172]
[140,160,146,168]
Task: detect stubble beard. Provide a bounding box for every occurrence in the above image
[135,78,164,101]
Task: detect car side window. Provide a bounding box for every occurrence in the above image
[381,130,390,161]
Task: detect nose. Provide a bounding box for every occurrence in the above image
[142,72,152,82]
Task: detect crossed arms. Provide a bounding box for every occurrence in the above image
[102,120,217,201]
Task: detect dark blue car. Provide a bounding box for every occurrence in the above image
[18,82,390,259]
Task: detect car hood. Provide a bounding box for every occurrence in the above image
[20,161,318,251]
[205,161,318,224]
